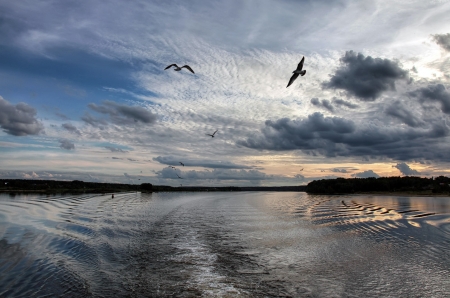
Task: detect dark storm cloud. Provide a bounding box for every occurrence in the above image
[384,100,423,127]
[238,113,355,152]
[322,51,409,101]
[352,170,379,178]
[432,33,450,52]
[393,162,419,176]
[311,98,334,112]
[104,146,128,153]
[88,100,158,125]
[153,156,253,169]
[238,112,450,161]
[59,139,75,150]
[62,123,81,135]
[0,97,44,136]
[409,84,450,114]
[332,98,359,109]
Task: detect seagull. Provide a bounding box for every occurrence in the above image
[206,130,218,138]
[179,162,184,166]
[164,64,195,74]
[176,173,183,179]
[286,56,306,88]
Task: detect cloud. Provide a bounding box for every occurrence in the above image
[111,157,122,160]
[384,100,423,127]
[153,155,253,169]
[81,113,108,128]
[294,174,306,182]
[238,112,450,161]
[88,100,158,125]
[238,112,356,152]
[104,146,128,153]
[0,170,141,184]
[409,84,450,114]
[322,51,409,101]
[0,96,44,136]
[62,123,81,135]
[393,162,420,176]
[332,98,359,109]
[311,98,334,112]
[156,167,269,182]
[352,170,379,178]
[331,168,349,173]
[432,33,450,52]
[55,111,70,120]
[59,139,75,150]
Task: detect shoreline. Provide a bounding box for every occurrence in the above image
[1,189,449,197]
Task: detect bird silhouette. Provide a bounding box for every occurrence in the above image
[176,173,183,179]
[170,166,176,169]
[179,162,184,166]
[164,64,195,74]
[206,130,218,138]
[287,56,306,88]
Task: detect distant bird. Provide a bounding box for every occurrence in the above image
[206,130,218,138]
[300,168,304,171]
[286,56,306,88]
[170,166,176,169]
[176,173,183,179]
[179,162,184,166]
[164,64,195,74]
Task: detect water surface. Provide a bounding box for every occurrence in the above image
[0,192,449,297]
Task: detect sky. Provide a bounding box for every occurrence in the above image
[1,0,450,186]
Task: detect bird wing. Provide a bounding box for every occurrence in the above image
[212,130,218,136]
[205,134,212,136]
[296,56,305,71]
[301,70,306,76]
[181,65,195,73]
[164,64,178,70]
[286,73,299,88]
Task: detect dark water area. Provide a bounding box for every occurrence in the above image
[0,192,449,297]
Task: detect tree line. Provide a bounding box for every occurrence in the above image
[305,176,450,194]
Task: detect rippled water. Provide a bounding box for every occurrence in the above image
[0,192,449,297]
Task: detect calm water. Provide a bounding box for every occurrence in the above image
[0,191,449,297]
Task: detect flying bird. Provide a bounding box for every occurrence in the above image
[176,173,183,179]
[206,130,218,138]
[179,162,184,166]
[286,56,306,88]
[164,64,195,74]
[170,166,176,169]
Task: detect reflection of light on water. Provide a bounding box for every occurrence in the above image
[425,216,450,234]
